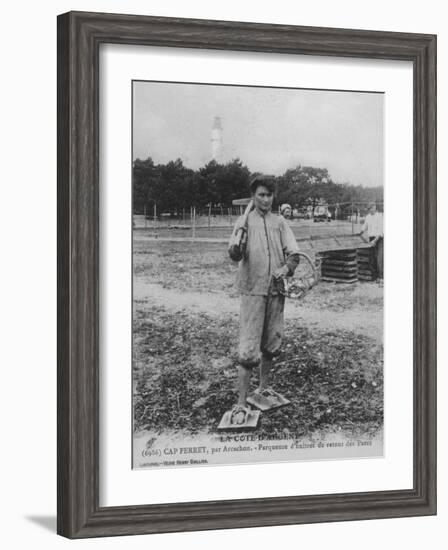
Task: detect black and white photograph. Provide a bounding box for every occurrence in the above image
[132,80,384,469]
[1,0,442,545]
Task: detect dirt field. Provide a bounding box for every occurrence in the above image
[133,237,383,440]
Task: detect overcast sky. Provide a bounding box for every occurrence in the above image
[133,81,383,187]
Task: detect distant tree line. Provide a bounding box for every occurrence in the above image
[133,156,383,218]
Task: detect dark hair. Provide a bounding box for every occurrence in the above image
[250,174,276,195]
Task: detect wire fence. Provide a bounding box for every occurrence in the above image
[132,202,382,241]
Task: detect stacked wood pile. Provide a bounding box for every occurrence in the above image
[318,246,376,283]
[319,249,358,283]
[357,247,376,281]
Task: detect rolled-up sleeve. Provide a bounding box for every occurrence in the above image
[280,219,299,255]
[280,220,300,274]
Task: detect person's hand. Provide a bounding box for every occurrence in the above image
[273,265,290,279]
[228,244,243,262]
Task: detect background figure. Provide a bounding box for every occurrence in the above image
[280,203,292,220]
[360,202,383,280]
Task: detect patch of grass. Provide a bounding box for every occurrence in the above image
[133,240,237,294]
[134,307,383,439]
[133,239,383,311]
[298,280,383,312]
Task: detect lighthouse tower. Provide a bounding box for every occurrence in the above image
[211,116,223,162]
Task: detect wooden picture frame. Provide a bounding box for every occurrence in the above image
[57,11,437,538]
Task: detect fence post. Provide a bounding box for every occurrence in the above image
[144,204,147,228]
[351,201,354,234]
[192,206,196,241]
[208,203,211,231]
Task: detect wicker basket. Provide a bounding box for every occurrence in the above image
[275,252,321,300]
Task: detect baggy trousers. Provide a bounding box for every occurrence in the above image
[369,236,384,279]
[238,294,285,368]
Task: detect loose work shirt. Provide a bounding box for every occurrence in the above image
[362,212,384,238]
[229,209,300,296]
